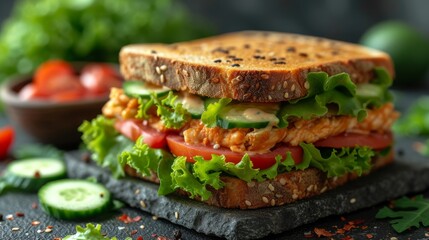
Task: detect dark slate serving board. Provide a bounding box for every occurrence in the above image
[65,136,429,240]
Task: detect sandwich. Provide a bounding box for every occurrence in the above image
[79,31,399,209]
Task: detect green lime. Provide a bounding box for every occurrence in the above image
[360,21,429,86]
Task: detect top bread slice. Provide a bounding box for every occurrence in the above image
[120,31,394,102]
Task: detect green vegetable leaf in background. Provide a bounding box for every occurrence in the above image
[0,0,212,83]
[63,223,131,240]
[376,195,429,233]
[394,96,429,136]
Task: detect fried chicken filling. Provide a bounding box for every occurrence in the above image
[103,88,399,153]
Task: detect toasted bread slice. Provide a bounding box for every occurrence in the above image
[120,31,394,102]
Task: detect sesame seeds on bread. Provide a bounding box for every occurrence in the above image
[120,31,394,102]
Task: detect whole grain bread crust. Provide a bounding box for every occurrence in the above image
[124,149,393,209]
[120,31,394,102]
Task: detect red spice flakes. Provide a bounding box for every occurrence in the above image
[130,229,138,235]
[117,213,142,224]
[136,236,143,240]
[340,216,347,221]
[366,233,374,239]
[341,236,354,240]
[314,227,334,237]
[47,225,54,229]
[156,237,168,240]
[31,202,38,209]
[15,212,25,217]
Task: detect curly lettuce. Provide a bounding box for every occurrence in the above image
[63,223,131,240]
[201,98,232,127]
[79,116,133,178]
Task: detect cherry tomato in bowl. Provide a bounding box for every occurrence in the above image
[0,126,14,160]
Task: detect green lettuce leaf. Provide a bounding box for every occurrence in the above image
[63,223,131,240]
[298,143,374,177]
[79,116,133,178]
[201,98,232,127]
[136,91,190,129]
[118,136,175,195]
[278,68,392,127]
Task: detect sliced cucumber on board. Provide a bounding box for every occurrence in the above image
[4,158,67,192]
[38,179,112,220]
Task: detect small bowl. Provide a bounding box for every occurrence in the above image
[0,74,107,149]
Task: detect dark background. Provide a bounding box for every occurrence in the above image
[1,0,428,43]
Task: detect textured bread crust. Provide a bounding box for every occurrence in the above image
[124,150,393,209]
[120,31,394,102]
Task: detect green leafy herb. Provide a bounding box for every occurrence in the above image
[0,0,211,84]
[79,116,133,178]
[63,223,131,240]
[376,195,429,233]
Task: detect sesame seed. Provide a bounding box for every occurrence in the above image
[292,194,298,199]
[268,95,272,100]
[243,44,251,49]
[279,178,286,185]
[6,214,13,220]
[269,57,277,61]
[299,52,308,57]
[284,92,289,99]
[135,189,141,195]
[286,47,296,52]
[182,69,189,77]
[227,55,236,58]
[231,64,240,67]
[45,228,52,233]
[247,181,255,188]
[152,215,158,220]
[244,200,252,207]
[390,237,398,240]
[261,74,269,79]
[31,221,41,226]
[274,61,286,64]
[160,65,167,71]
[275,194,283,198]
[37,230,43,233]
[268,184,275,192]
[213,144,220,149]
[118,226,125,230]
[306,185,314,192]
[213,59,222,63]
[233,58,243,61]
[151,50,157,54]
[140,225,145,229]
[155,66,161,74]
[304,81,310,89]
[291,84,296,92]
[139,200,147,208]
[262,197,269,203]
[283,81,288,89]
[350,198,357,204]
[271,199,276,206]
[320,186,328,193]
[11,227,20,231]
[175,211,179,219]
[160,74,165,83]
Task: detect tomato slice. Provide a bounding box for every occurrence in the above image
[166,135,302,169]
[313,132,393,150]
[34,60,76,96]
[80,64,122,95]
[0,126,14,160]
[114,119,167,149]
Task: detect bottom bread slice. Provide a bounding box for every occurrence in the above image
[124,150,393,209]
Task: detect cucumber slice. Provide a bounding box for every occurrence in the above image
[356,83,384,99]
[38,179,111,220]
[217,103,280,129]
[123,81,170,98]
[4,158,67,192]
[176,93,205,119]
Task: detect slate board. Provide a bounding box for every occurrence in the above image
[65,136,429,240]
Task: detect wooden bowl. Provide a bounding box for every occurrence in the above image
[0,75,107,149]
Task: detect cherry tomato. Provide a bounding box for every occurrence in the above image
[0,126,14,159]
[34,60,76,96]
[166,135,303,169]
[18,83,44,100]
[80,64,122,95]
[114,119,167,149]
[313,132,393,150]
